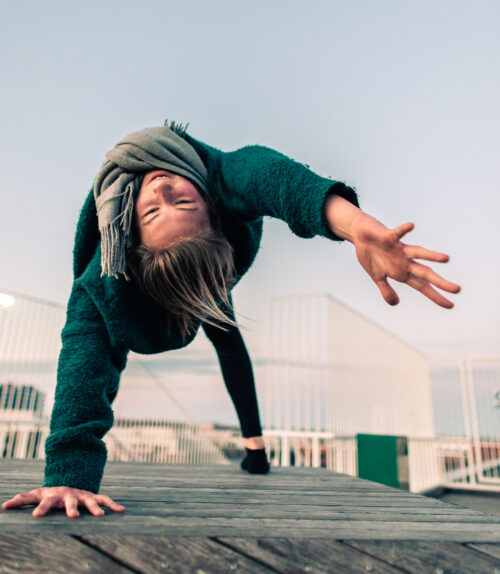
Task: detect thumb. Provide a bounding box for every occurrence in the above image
[393,222,414,241]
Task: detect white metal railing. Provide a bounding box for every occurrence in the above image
[262,429,357,475]
[265,294,434,438]
[460,355,500,487]
[0,287,229,465]
[0,418,230,465]
[2,287,499,495]
[409,436,500,494]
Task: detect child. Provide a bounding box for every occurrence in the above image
[2,121,460,519]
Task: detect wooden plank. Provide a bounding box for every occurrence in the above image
[0,534,134,573]
[0,485,448,501]
[5,486,487,511]
[2,460,499,543]
[3,503,492,524]
[0,500,498,528]
[341,540,500,573]
[0,471,421,491]
[215,537,407,573]
[0,460,400,487]
[2,487,485,509]
[54,502,500,522]
[78,535,275,573]
[0,471,426,487]
[466,543,500,560]
[86,501,498,520]
[2,487,494,518]
[1,515,499,541]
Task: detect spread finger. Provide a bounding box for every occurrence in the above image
[407,274,454,308]
[65,496,80,518]
[32,498,54,518]
[403,245,450,262]
[409,262,461,293]
[96,495,126,511]
[84,497,105,516]
[393,222,414,240]
[3,492,38,509]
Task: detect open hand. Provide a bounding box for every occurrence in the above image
[2,486,126,519]
[350,213,461,308]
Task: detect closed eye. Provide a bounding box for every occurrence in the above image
[143,202,194,219]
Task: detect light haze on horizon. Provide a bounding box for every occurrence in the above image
[1,0,499,371]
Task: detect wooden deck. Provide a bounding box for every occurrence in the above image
[1,459,500,573]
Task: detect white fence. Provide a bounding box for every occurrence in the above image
[0,417,229,465]
[459,356,500,489]
[265,293,434,438]
[263,430,357,476]
[0,287,229,465]
[1,287,499,494]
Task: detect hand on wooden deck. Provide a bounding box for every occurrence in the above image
[1,486,126,519]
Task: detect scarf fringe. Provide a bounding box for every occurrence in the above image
[100,221,131,282]
[163,118,189,137]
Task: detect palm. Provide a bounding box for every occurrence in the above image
[352,217,461,308]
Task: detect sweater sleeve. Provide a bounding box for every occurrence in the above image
[42,281,128,494]
[217,144,360,241]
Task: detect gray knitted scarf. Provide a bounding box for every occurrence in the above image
[93,121,209,281]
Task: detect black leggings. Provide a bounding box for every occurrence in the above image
[106,302,264,438]
[202,304,263,438]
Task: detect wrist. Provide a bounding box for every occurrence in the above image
[324,193,364,243]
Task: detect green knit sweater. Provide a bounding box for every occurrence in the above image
[42,134,359,493]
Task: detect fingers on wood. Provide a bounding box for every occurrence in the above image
[96,495,125,510]
[84,497,105,516]
[4,492,37,508]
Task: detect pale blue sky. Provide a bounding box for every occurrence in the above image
[1,0,499,368]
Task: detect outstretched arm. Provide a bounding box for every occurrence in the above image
[323,193,461,308]
[184,136,360,241]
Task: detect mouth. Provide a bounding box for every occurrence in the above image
[149,171,171,184]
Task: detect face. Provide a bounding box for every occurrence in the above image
[134,169,211,249]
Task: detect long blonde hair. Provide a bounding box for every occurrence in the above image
[127,191,241,340]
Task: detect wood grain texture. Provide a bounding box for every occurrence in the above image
[466,543,500,560]
[341,540,500,574]
[215,537,407,574]
[0,534,134,573]
[78,535,275,574]
[1,460,499,542]
[77,536,273,574]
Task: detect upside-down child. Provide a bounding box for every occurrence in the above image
[2,120,460,518]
